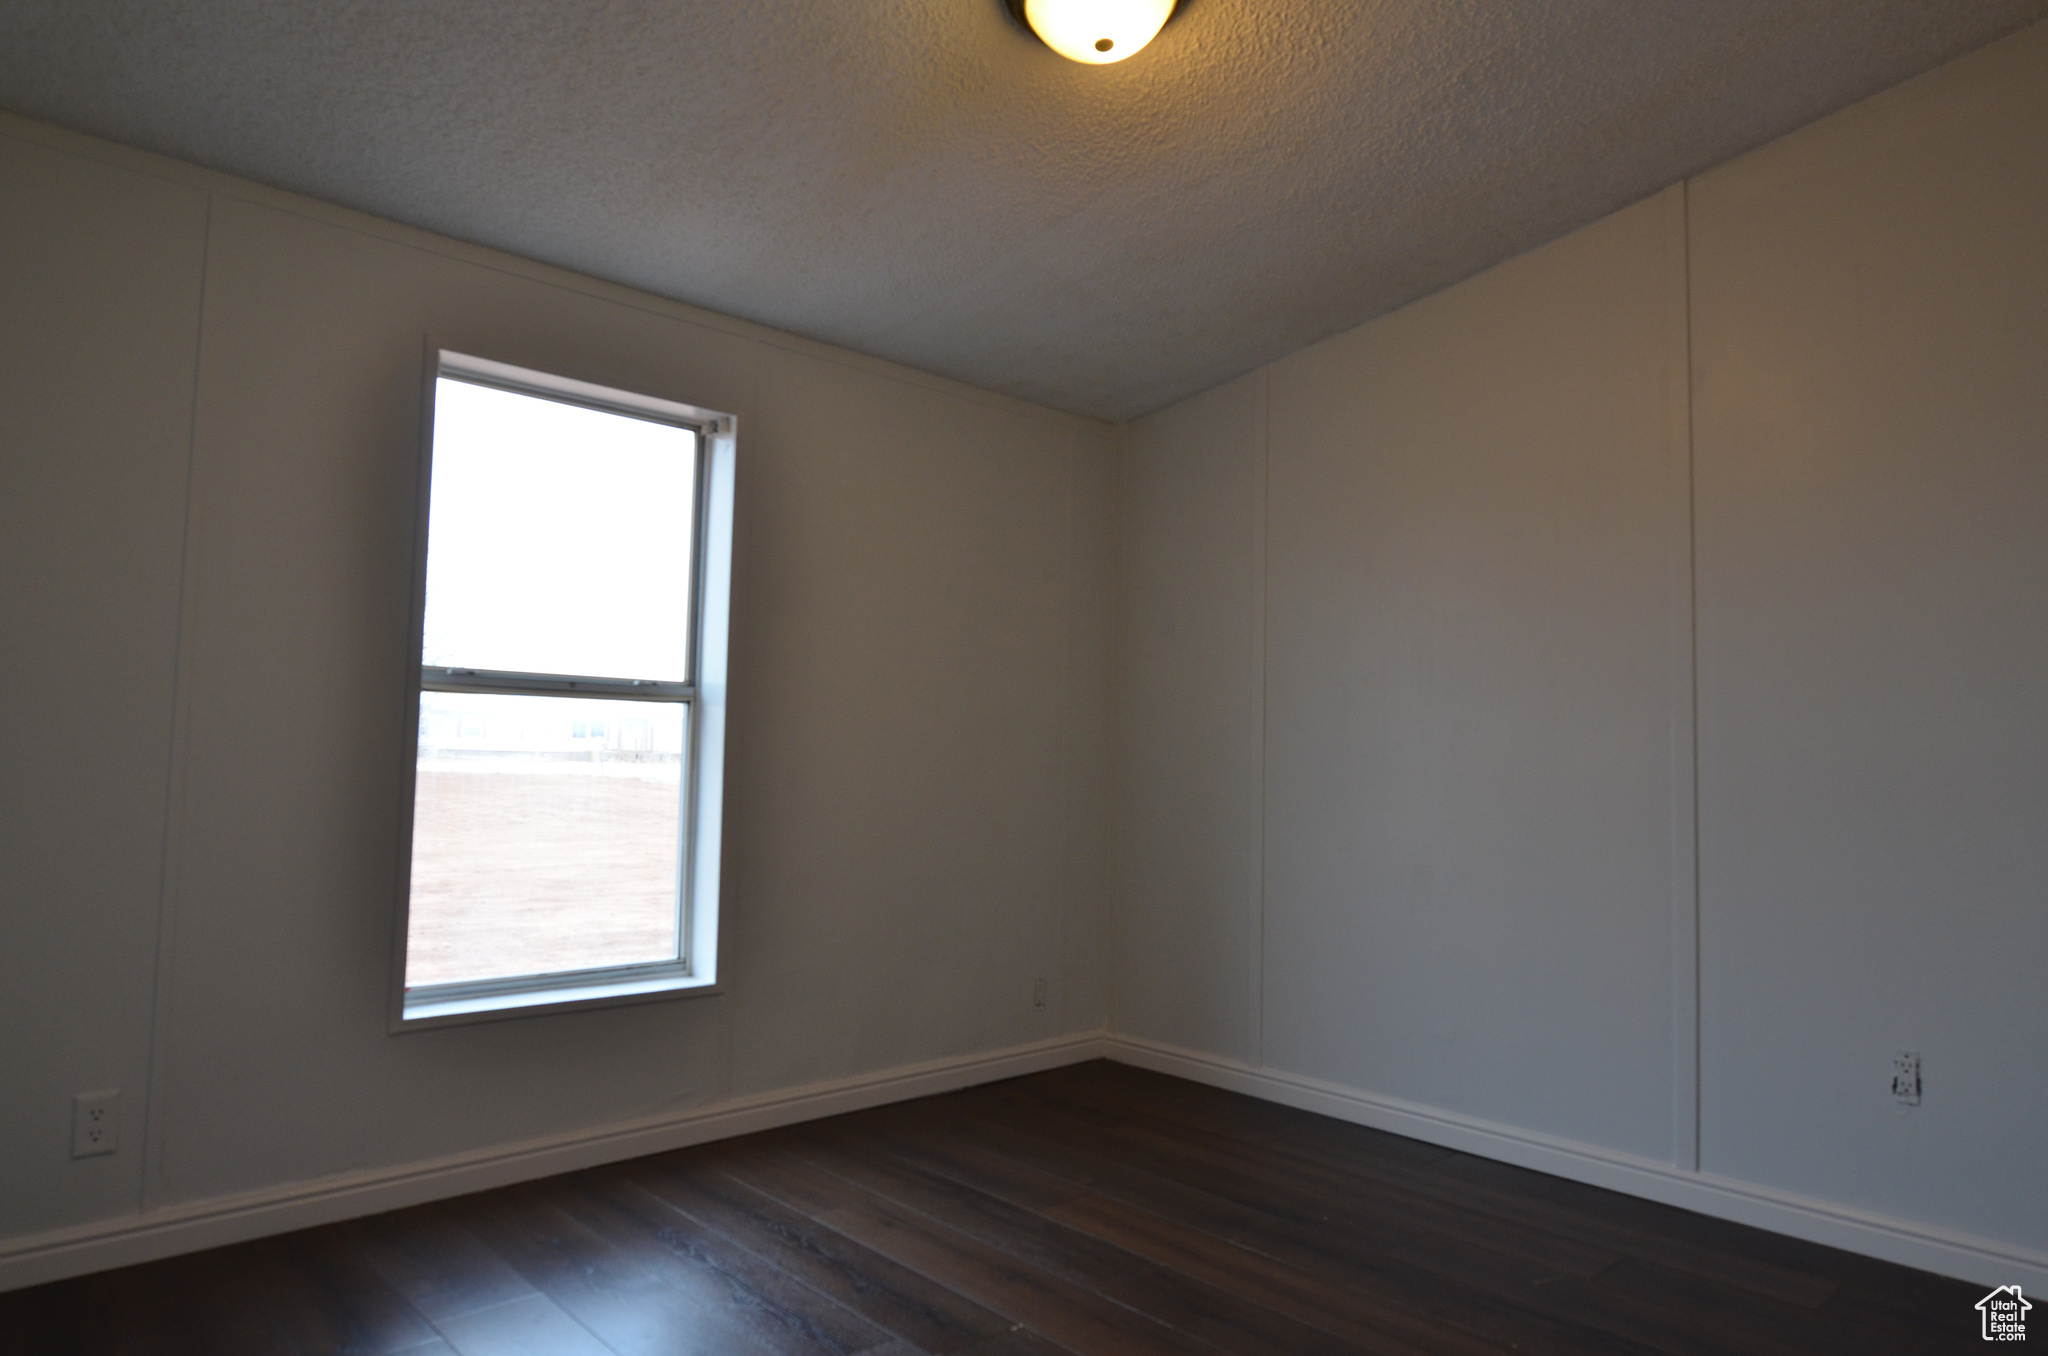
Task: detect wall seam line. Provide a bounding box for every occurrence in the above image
[1253,364,1272,1071]
[1679,178,1704,1174]
[1108,421,1129,1040]
[140,189,214,1215]
[1054,425,1080,1035]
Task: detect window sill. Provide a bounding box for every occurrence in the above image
[396,968,719,1031]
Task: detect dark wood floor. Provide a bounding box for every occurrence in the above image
[2,1061,1987,1354]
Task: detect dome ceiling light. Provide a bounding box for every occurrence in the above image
[1007,0,1177,65]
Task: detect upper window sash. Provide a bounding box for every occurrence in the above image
[423,352,720,687]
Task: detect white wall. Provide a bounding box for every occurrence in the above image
[1116,371,1267,1061]
[1687,23,2048,1253]
[0,117,1114,1269]
[1117,20,2047,1282]
[1261,185,1691,1161]
[0,132,210,1248]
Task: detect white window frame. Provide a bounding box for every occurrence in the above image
[391,348,734,1029]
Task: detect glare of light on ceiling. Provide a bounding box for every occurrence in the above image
[1020,0,1176,64]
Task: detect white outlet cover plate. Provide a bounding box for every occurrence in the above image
[71,1090,119,1158]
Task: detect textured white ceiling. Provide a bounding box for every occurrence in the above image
[1,1,2040,419]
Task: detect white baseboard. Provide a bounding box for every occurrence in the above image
[0,1031,1106,1294]
[13,1029,2040,1298]
[1104,1034,2048,1293]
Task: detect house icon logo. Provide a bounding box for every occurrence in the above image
[1977,1285,2030,1341]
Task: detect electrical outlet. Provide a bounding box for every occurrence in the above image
[72,1090,119,1158]
[1891,1052,1921,1106]
[1032,977,1047,1010]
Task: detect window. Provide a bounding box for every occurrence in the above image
[396,350,734,1025]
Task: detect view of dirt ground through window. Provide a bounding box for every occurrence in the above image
[404,761,682,987]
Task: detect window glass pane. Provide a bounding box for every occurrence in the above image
[422,377,698,681]
[405,691,687,988]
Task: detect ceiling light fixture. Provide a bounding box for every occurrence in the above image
[1008,0,1176,65]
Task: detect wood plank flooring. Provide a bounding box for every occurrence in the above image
[0,1061,1989,1353]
